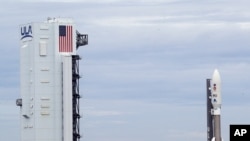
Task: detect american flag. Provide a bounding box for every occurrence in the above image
[59,25,73,52]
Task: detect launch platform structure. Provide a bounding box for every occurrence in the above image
[206,79,213,141]
[16,18,88,141]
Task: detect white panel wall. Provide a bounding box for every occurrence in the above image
[62,55,73,141]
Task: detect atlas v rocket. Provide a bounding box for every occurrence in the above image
[16,18,88,141]
[206,69,222,141]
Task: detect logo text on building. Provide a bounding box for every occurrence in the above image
[21,25,33,40]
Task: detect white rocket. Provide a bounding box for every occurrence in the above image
[210,69,222,141]
[211,69,221,113]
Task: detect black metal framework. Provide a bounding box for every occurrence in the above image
[72,55,81,141]
[206,79,213,141]
[76,30,88,49]
[72,30,88,141]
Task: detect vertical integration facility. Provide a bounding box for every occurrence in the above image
[16,18,88,141]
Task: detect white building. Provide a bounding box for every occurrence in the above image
[17,18,88,141]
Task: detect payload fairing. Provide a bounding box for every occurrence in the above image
[16,18,88,141]
[211,69,222,111]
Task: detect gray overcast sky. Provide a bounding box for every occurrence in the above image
[1,0,250,141]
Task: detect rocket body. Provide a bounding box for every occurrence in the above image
[211,69,222,141]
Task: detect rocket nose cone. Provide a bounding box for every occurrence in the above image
[212,69,221,82]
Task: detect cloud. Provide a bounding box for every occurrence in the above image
[85,109,125,116]
[0,101,20,140]
[81,98,208,141]
[8,0,180,4]
[166,130,206,141]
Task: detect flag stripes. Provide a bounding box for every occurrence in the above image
[59,25,73,52]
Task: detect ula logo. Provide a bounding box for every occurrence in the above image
[21,25,33,40]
